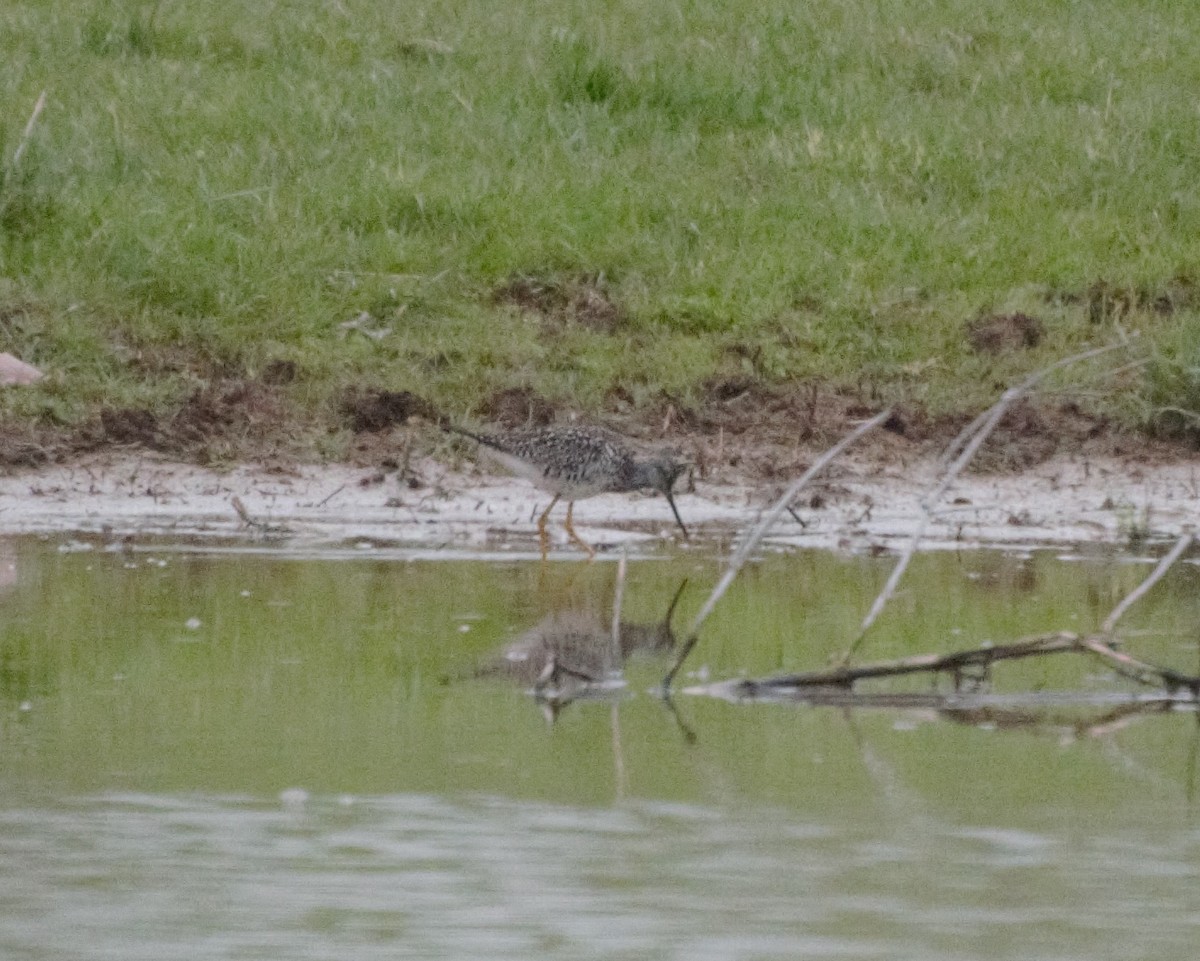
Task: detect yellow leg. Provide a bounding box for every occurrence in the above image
[536,494,560,560]
[563,501,596,560]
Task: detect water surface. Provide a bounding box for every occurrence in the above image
[1,538,1198,959]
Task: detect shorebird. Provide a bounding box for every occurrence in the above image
[447,424,689,558]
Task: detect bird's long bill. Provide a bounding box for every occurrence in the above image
[665,489,689,540]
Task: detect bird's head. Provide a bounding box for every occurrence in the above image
[632,455,690,540]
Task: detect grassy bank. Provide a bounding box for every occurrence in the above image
[1,0,1199,463]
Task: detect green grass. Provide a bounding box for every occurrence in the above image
[2,0,1200,458]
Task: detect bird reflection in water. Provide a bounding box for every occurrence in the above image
[480,579,688,715]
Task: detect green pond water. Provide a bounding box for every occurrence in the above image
[1,536,1198,960]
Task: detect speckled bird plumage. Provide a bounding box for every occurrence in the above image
[454,426,666,496]
[447,423,689,556]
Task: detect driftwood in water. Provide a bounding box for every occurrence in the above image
[664,340,1141,693]
[696,532,1199,704]
[702,630,1200,701]
[846,340,1137,661]
[661,339,1196,715]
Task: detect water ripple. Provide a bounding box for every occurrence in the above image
[1,792,1197,960]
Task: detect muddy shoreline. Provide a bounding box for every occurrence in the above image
[0,451,1195,554]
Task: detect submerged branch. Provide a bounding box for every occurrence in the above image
[721,632,1080,693]
[698,530,1200,701]
[661,408,894,692]
[705,630,1200,701]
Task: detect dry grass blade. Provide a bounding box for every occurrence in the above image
[661,407,894,692]
[9,90,47,170]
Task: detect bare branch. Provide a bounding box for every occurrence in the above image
[697,630,1200,701]
[845,340,1136,662]
[1101,532,1194,635]
[661,408,894,691]
[718,631,1080,693]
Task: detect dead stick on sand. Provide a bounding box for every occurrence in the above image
[230,495,291,534]
[844,340,1135,664]
[316,484,346,508]
[230,495,258,527]
[661,408,894,692]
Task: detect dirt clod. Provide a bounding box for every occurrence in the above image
[492,273,624,333]
[703,377,758,404]
[159,381,294,463]
[963,399,1110,472]
[100,408,158,445]
[1065,277,1200,324]
[340,388,435,433]
[966,313,1044,354]
[261,359,299,385]
[0,425,51,467]
[1086,281,1136,324]
[478,386,555,428]
[882,412,908,435]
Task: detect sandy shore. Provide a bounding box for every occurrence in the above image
[0,451,1195,555]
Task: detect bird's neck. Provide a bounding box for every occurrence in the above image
[621,459,656,492]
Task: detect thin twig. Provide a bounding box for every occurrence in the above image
[1153,406,1200,428]
[845,340,1134,662]
[231,495,257,527]
[1101,532,1194,635]
[9,90,47,171]
[230,495,291,534]
[316,484,345,508]
[610,548,627,669]
[661,408,894,692]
